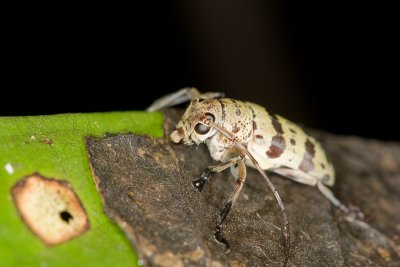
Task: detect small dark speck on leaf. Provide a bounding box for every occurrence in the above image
[60,210,73,223]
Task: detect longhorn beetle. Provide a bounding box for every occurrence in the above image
[148,88,349,266]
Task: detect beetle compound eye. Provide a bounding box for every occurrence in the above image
[195,123,210,135]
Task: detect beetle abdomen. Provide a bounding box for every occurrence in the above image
[245,101,335,186]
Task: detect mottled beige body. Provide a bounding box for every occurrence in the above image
[172,98,335,186]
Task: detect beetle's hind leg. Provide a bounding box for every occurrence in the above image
[214,159,247,250]
[317,182,349,213]
[273,168,349,213]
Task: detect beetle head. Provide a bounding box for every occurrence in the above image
[170,98,222,145]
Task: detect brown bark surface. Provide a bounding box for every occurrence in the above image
[86,110,400,267]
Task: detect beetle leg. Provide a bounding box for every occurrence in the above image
[273,167,349,213]
[214,159,246,250]
[147,87,224,111]
[272,168,317,186]
[192,154,244,192]
[147,87,200,111]
[317,182,349,213]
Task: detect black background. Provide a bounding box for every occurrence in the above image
[2,1,397,140]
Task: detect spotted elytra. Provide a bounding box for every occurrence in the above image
[148,88,349,266]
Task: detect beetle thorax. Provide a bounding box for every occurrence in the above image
[205,99,254,161]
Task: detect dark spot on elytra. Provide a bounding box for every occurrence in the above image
[299,139,316,172]
[266,135,286,158]
[256,134,264,139]
[232,125,240,133]
[305,139,315,157]
[321,163,326,169]
[252,121,257,130]
[270,114,284,134]
[236,108,241,116]
[289,128,296,134]
[290,139,296,145]
[246,131,252,139]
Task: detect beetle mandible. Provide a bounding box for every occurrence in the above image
[148,87,349,266]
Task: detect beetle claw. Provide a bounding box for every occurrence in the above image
[192,170,211,192]
[192,178,206,192]
[214,225,230,251]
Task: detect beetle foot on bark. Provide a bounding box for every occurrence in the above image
[192,170,211,192]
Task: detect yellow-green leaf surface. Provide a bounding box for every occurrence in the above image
[0,112,163,267]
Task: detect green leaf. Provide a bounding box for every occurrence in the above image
[0,112,163,267]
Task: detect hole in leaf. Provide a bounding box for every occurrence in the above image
[60,210,73,223]
[12,174,90,245]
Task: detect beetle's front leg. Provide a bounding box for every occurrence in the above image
[214,159,247,249]
[192,154,244,192]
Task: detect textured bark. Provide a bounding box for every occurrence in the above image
[86,110,400,267]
